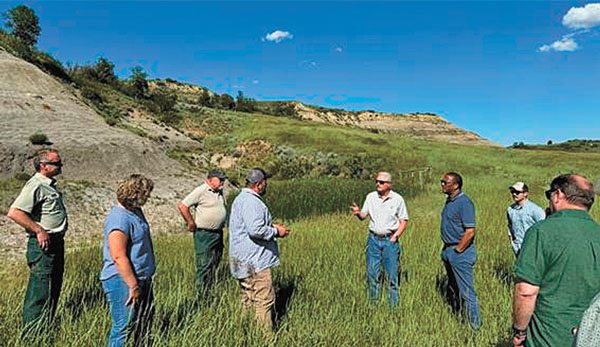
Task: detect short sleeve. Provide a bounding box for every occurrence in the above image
[105,210,132,238]
[515,225,545,285]
[461,198,476,227]
[181,186,204,207]
[396,196,409,220]
[533,205,546,222]
[361,195,370,216]
[10,182,39,214]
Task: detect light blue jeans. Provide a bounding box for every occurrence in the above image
[366,233,401,308]
[102,275,154,347]
[441,244,482,331]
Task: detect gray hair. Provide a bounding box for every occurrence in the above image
[377,171,392,183]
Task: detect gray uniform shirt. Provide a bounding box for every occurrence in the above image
[361,190,409,235]
[10,172,68,234]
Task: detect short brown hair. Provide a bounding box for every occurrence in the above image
[116,174,154,210]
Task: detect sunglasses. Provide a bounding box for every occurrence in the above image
[510,190,524,195]
[440,180,454,186]
[42,161,63,167]
[545,188,558,200]
[375,180,389,185]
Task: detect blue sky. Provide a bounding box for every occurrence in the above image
[2,1,600,146]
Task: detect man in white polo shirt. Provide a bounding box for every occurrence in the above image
[351,171,409,308]
[178,169,227,301]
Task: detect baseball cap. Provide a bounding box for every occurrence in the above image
[509,182,528,192]
[207,169,227,180]
[246,168,272,184]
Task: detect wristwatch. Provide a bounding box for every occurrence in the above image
[512,325,527,338]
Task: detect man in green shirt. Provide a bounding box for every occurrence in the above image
[7,149,68,335]
[512,174,600,347]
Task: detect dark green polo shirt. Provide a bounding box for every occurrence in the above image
[515,209,600,347]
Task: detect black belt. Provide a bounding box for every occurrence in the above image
[443,242,459,249]
[28,231,65,238]
[195,228,222,233]
[370,231,392,239]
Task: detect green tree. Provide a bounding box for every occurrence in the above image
[198,89,213,107]
[94,57,118,85]
[218,93,235,110]
[128,66,148,99]
[150,88,177,113]
[3,5,41,47]
[235,90,256,112]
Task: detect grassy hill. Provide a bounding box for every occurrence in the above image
[511,139,600,153]
[2,38,600,346]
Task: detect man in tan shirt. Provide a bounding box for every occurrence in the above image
[7,149,68,334]
[178,170,227,300]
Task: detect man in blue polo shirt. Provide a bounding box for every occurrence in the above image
[440,172,482,331]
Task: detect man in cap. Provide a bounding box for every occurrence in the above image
[178,169,228,300]
[7,149,68,334]
[351,171,408,308]
[228,168,290,331]
[507,182,545,256]
[512,174,600,347]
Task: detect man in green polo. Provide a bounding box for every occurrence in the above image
[512,174,600,347]
[177,169,227,300]
[7,149,68,334]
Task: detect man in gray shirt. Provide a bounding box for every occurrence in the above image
[228,168,290,331]
[8,149,68,334]
[178,169,227,300]
[351,171,408,308]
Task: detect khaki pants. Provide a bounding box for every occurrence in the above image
[239,268,275,331]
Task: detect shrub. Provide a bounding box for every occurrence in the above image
[80,86,104,104]
[29,131,48,145]
[13,172,30,181]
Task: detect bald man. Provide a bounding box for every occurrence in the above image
[512,174,600,347]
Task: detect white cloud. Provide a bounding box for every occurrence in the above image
[252,80,259,84]
[335,46,343,53]
[265,30,293,43]
[563,3,600,29]
[538,35,579,52]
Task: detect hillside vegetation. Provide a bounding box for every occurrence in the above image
[2,15,600,346]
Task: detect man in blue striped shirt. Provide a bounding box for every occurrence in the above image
[228,168,290,331]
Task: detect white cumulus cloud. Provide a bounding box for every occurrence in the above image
[562,3,600,29]
[335,46,343,53]
[265,30,293,43]
[538,35,579,52]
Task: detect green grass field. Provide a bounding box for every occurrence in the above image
[1,111,599,346]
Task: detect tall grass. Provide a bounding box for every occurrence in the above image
[2,173,599,346]
[227,179,425,221]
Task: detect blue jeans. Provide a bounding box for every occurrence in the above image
[102,276,154,347]
[441,244,482,331]
[366,233,401,308]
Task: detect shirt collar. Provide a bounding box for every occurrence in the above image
[447,191,463,202]
[34,172,55,186]
[242,187,262,199]
[548,209,591,220]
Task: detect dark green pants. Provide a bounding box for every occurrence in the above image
[22,234,64,334]
[194,229,223,298]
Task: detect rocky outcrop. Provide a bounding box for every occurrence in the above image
[0,49,196,196]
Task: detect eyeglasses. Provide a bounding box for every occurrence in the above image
[545,188,557,200]
[440,180,454,186]
[42,161,63,167]
[375,180,389,185]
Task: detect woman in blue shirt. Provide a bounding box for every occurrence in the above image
[100,174,155,347]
